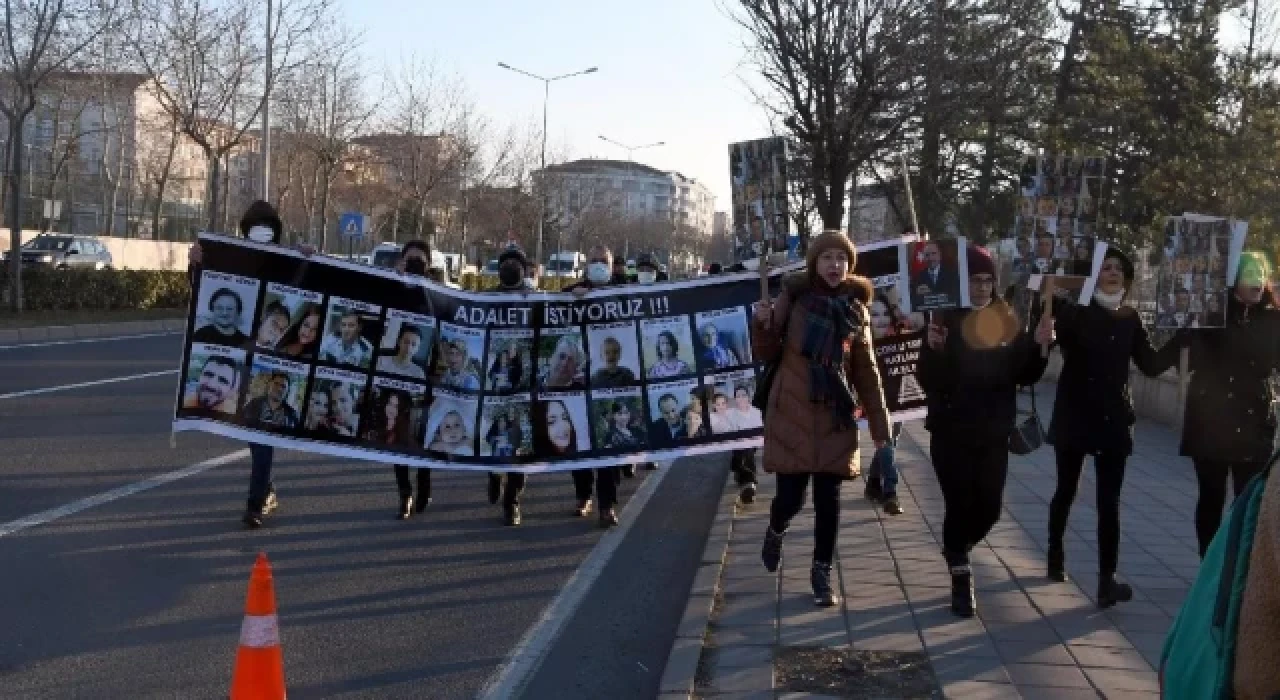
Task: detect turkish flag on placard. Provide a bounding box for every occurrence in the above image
[908,242,929,275]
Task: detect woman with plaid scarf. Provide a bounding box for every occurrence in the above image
[752,231,892,607]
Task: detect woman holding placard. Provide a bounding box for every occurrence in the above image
[919,244,1053,618]
[1043,247,1179,607]
[1167,252,1280,557]
[752,231,891,608]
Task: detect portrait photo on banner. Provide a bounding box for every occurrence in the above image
[707,370,763,435]
[484,329,534,393]
[192,270,260,348]
[587,321,641,388]
[869,283,925,342]
[256,283,325,360]
[318,297,382,371]
[241,354,309,430]
[899,238,969,312]
[434,322,485,392]
[538,327,587,390]
[479,395,533,458]
[308,366,368,438]
[646,379,704,448]
[694,308,751,371]
[590,386,648,451]
[181,343,247,415]
[425,389,479,457]
[363,377,427,449]
[532,392,593,457]
[376,309,436,380]
[641,317,698,380]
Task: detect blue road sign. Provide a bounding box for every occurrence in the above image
[338,212,366,240]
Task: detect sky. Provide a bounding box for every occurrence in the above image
[340,0,775,210]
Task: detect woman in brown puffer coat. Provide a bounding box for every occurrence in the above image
[753,230,892,607]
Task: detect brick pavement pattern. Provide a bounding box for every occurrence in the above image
[690,388,1201,699]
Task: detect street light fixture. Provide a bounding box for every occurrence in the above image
[498,61,598,270]
[597,135,665,161]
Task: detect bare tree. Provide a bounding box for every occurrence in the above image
[1,0,120,310]
[129,0,331,233]
[731,0,926,236]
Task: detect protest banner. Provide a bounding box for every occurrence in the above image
[1152,214,1248,329]
[729,137,790,261]
[860,239,928,422]
[174,234,927,472]
[897,237,971,312]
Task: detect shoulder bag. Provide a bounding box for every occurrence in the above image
[1009,384,1045,455]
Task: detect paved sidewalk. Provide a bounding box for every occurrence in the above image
[668,384,1203,699]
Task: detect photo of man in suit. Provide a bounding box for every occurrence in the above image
[649,393,687,448]
[909,241,960,310]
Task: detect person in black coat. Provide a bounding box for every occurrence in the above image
[484,244,534,526]
[1042,246,1180,607]
[919,244,1052,618]
[1167,251,1280,556]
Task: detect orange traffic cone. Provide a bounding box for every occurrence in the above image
[230,553,286,699]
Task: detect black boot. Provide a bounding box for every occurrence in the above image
[397,495,414,520]
[950,567,976,618]
[761,527,784,572]
[1047,544,1067,582]
[739,482,757,504]
[242,505,264,529]
[621,465,636,478]
[811,562,839,607]
[1098,573,1133,608]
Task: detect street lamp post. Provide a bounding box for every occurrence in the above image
[261,0,272,202]
[597,135,664,162]
[498,61,597,271]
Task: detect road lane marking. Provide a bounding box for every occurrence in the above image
[0,369,178,400]
[475,462,677,700]
[0,331,180,350]
[0,449,249,538]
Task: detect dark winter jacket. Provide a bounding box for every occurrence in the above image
[1176,294,1280,462]
[918,299,1049,442]
[1046,299,1178,456]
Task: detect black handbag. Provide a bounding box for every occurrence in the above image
[1009,385,1045,455]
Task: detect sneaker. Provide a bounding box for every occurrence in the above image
[397,496,413,520]
[415,496,431,514]
[599,508,619,528]
[761,527,784,572]
[262,489,279,515]
[487,474,501,505]
[574,499,593,517]
[242,509,264,529]
[882,495,903,515]
[1097,574,1133,608]
[864,481,883,503]
[739,483,757,505]
[504,505,522,527]
[811,562,839,607]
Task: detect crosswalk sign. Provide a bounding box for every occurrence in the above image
[338,212,365,240]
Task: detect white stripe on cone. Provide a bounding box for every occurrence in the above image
[239,614,281,648]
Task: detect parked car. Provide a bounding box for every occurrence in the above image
[3,234,113,270]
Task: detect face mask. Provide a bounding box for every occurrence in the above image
[637,271,657,285]
[404,258,427,276]
[247,225,275,243]
[499,265,523,288]
[587,262,611,284]
[1092,288,1125,310]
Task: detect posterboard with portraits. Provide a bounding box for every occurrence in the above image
[173,234,928,472]
[1010,154,1108,280]
[729,136,790,261]
[859,238,928,423]
[1152,214,1248,329]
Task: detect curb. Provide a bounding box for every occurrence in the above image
[657,477,740,699]
[0,318,185,346]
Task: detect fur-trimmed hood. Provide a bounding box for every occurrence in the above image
[781,270,874,305]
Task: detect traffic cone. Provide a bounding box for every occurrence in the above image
[230,553,286,699]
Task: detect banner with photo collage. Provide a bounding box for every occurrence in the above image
[175,234,915,473]
[1152,214,1248,329]
[729,136,790,262]
[1009,154,1108,283]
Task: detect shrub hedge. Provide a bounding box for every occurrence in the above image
[0,267,191,311]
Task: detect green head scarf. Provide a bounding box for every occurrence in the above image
[1237,251,1271,287]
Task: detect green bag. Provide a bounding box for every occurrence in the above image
[1160,458,1272,699]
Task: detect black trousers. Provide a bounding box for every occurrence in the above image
[393,465,431,500]
[768,472,842,564]
[731,449,758,486]
[489,472,528,507]
[1049,447,1126,576]
[929,433,1009,563]
[1191,459,1266,557]
[572,467,618,509]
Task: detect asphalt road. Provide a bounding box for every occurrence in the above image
[0,333,727,699]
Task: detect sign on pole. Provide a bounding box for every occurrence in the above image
[338,212,366,240]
